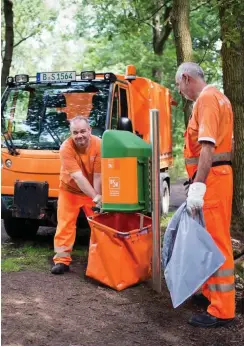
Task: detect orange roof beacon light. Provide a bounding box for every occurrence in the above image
[125,65,136,80]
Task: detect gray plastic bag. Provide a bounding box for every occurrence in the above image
[162,203,225,308]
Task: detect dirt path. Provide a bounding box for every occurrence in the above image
[2,259,244,346]
[2,179,244,346]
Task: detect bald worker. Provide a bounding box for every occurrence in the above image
[51,116,102,274]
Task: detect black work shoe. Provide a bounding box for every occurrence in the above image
[192,293,210,307]
[51,263,70,275]
[188,312,234,328]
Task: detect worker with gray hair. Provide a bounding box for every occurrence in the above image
[175,62,235,327]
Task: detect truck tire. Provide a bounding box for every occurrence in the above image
[160,180,170,215]
[3,217,39,240]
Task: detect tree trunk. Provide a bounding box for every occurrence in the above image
[219,0,244,231]
[151,1,172,82]
[1,0,14,89]
[171,0,193,127]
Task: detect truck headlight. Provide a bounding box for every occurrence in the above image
[81,71,96,80]
[5,159,12,168]
[15,74,29,83]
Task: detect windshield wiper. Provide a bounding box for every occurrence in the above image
[38,95,62,147]
[2,132,19,156]
[42,119,62,146]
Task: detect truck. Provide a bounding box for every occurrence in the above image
[1,65,174,239]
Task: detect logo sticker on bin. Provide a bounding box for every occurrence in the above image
[109,177,120,196]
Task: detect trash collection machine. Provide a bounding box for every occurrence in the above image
[86,130,153,290]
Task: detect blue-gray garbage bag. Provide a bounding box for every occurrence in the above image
[162,202,225,308]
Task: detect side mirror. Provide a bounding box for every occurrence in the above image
[117,117,133,132]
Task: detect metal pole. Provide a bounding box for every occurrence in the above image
[150,109,162,293]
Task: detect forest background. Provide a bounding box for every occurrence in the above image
[1,0,244,231]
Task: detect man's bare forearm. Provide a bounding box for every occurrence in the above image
[93,173,101,195]
[194,142,215,183]
[70,171,97,199]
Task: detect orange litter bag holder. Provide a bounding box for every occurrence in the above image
[86,212,152,291]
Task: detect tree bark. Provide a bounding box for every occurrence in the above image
[151,1,172,82]
[219,0,244,231]
[1,0,14,89]
[171,0,193,127]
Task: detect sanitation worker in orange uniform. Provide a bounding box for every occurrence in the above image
[51,116,102,275]
[175,62,235,327]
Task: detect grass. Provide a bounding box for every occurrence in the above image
[1,242,88,273]
[161,211,174,231]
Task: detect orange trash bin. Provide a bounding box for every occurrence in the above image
[86,212,152,291]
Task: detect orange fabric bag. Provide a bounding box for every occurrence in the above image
[86,212,152,291]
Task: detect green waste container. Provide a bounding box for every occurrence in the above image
[101,130,152,212]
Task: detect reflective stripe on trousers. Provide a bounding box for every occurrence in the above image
[197,165,235,319]
[208,283,235,292]
[54,252,71,259]
[212,268,234,277]
[208,269,235,292]
[54,246,71,253]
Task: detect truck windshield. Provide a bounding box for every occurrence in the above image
[1,81,110,150]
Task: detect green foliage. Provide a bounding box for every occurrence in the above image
[75,0,223,85]
[190,0,222,84]
[1,0,58,75]
[2,0,57,48]
[74,0,174,80]
[217,0,244,48]
[12,0,56,44]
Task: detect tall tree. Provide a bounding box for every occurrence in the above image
[171,0,193,127]
[151,0,172,81]
[219,0,244,230]
[1,0,14,88]
[1,0,57,87]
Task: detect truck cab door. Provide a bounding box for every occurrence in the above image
[109,83,131,130]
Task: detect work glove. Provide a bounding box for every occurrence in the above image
[186,182,206,215]
[92,194,102,209]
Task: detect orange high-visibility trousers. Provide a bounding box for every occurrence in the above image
[200,165,235,319]
[53,188,95,266]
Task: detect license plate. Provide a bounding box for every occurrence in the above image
[36,71,76,83]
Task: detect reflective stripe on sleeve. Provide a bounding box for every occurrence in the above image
[212,268,234,277]
[208,283,235,292]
